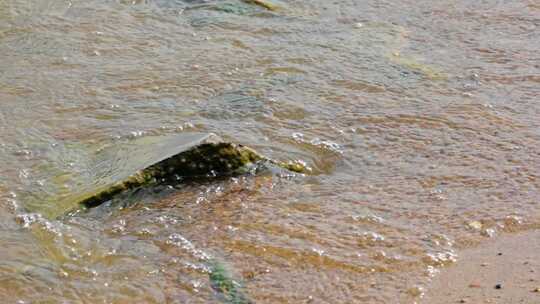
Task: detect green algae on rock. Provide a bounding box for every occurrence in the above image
[78,142,263,208]
[60,133,308,214]
[185,0,280,15]
[242,0,279,11]
[209,261,253,304]
[388,54,448,80]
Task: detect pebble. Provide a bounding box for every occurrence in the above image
[407,286,425,297]
[467,221,482,230]
[533,287,540,293]
[494,284,502,289]
[459,299,467,303]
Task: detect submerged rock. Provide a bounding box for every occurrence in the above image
[209,261,253,304]
[183,0,280,14]
[62,133,306,213]
[242,0,278,11]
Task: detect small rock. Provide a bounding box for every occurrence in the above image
[494,284,502,289]
[468,283,481,288]
[533,287,540,293]
[467,221,482,230]
[497,252,503,256]
[407,286,425,297]
[480,263,489,267]
[459,299,467,303]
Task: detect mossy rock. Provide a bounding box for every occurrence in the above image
[56,133,307,216]
[184,0,279,15]
[242,0,279,11]
[209,261,253,304]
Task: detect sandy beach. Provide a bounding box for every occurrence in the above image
[422,230,540,304]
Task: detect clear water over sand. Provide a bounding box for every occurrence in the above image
[1,0,539,302]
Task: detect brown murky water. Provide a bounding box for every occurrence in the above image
[1,0,539,303]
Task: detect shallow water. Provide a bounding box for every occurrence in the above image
[1,0,539,303]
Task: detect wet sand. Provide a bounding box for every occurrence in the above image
[423,230,540,304]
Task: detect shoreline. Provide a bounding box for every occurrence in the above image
[422,230,540,303]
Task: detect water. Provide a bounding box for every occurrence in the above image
[1,0,539,302]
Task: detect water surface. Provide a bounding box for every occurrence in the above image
[1,0,539,302]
